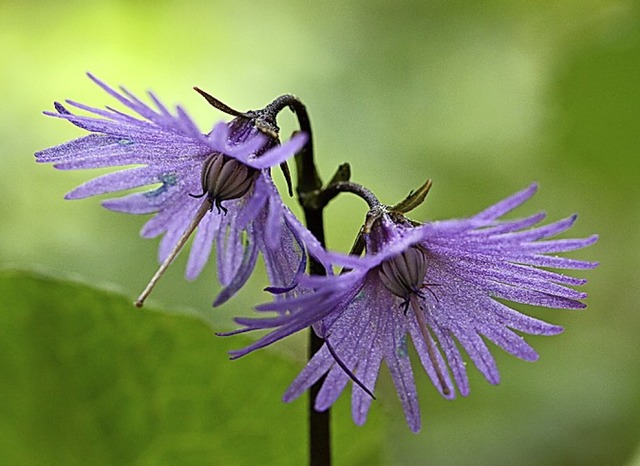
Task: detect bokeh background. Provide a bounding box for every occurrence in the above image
[1,0,639,465]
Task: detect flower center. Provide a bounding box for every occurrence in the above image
[378,246,451,395]
[193,153,258,214]
[378,246,428,300]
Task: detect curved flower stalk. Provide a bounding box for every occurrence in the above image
[35,73,322,306]
[230,183,598,432]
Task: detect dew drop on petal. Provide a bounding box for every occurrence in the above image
[354,290,366,302]
[144,172,178,198]
[160,172,178,187]
[396,334,409,359]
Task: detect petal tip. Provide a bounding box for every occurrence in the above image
[212,295,226,307]
[53,101,69,114]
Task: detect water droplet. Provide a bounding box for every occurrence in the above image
[144,172,178,198]
[118,138,135,146]
[159,172,178,186]
[396,334,409,358]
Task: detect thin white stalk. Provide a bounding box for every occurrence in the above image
[135,199,212,308]
[410,293,450,395]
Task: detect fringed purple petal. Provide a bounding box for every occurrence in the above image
[351,338,384,426]
[487,300,564,335]
[472,183,538,222]
[265,187,284,251]
[430,326,470,396]
[206,121,267,162]
[174,105,207,141]
[235,177,269,230]
[452,324,501,385]
[314,365,351,412]
[283,344,335,403]
[282,208,332,273]
[44,101,209,150]
[320,225,428,272]
[65,166,173,199]
[215,205,244,287]
[513,254,598,269]
[468,212,546,237]
[102,189,180,215]
[429,254,589,306]
[242,132,308,169]
[139,192,191,237]
[37,111,210,171]
[519,235,599,254]
[480,325,539,361]
[491,215,578,243]
[86,73,203,136]
[185,210,222,280]
[407,313,455,399]
[256,217,306,297]
[230,275,365,358]
[382,315,422,433]
[157,198,202,263]
[64,99,145,124]
[314,303,379,410]
[213,231,260,306]
[230,294,344,358]
[253,288,339,314]
[147,91,175,120]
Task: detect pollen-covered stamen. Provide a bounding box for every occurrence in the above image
[378,246,450,395]
[190,153,258,214]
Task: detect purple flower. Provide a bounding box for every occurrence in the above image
[230,184,598,432]
[35,73,322,306]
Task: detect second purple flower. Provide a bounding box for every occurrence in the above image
[230,183,598,432]
[35,74,322,306]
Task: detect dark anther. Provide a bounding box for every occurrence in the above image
[421,283,441,303]
[214,199,228,215]
[400,298,411,315]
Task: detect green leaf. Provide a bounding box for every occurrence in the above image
[0,270,382,466]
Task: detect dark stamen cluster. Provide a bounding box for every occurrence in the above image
[378,245,450,395]
[378,246,428,301]
[191,152,258,214]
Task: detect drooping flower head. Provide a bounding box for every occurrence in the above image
[35,74,322,306]
[230,183,598,432]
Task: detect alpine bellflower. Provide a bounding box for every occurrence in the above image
[35,74,320,306]
[230,183,598,432]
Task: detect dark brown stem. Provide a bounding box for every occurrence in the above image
[317,181,381,210]
[288,99,332,466]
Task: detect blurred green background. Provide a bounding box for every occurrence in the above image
[1,0,639,464]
